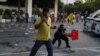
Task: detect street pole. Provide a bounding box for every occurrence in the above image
[54,0,58,22]
[25,0,28,13]
[25,0,32,22]
[67,0,68,4]
[18,0,20,11]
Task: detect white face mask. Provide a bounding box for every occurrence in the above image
[47,13,50,17]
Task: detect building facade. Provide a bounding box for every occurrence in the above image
[76,0,86,3]
[76,0,95,3]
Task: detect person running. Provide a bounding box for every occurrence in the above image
[52,24,70,48]
[66,13,75,24]
[29,8,56,56]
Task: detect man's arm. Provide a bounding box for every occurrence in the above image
[34,17,43,29]
[35,20,43,29]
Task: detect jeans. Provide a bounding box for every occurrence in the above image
[61,35,70,48]
[29,39,53,56]
[52,34,70,48]
[52,34,61,47]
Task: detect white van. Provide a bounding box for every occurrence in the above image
[84,17,94,31]
[89,9,100,17]
[92,15,100,34]
[84,9,100,32]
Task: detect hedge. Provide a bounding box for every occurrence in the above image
[0,9,3,15]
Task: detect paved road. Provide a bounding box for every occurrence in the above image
[0,22,100,56]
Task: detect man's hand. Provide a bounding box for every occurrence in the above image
[51,26,57,29]
[35,25,40,29]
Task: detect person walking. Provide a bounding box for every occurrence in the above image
[25,13,29,23]
[29,8,56,56]
[75,12,81,23]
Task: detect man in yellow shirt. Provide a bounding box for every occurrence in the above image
[29,9,55,56]
[66,13,75,24]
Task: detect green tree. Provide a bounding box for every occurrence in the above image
[63,4,77,14]
[0,9,3,15]
[63,0,96,13]
[94,0,100,9]
[57,0,64,12]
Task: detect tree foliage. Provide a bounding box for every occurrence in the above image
[94,0,100,9]
[61,0,99,14]
[0,9,3,15]
[58,0,64,12]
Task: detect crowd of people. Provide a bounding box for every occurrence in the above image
[2,9,29,23]
[57,12,82,24]
[2,8,89,24]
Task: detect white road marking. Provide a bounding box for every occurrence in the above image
[96,55,100,56]
[84,48,100,53]
[0,52,30,56]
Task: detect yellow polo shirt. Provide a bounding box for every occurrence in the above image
[67,13,75,22]
[34,17,51,41]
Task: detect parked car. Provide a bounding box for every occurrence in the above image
[84,17,94,31]
[83,9,100,32]
[92,14,100,34]
[91,19,98,33]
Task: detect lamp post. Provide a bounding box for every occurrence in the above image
[25,0,32,22]
[54,0,58,22]
[67,0,68,4]
[18,0,21,11]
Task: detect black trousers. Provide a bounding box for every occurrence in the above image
[52,34,70,48]
[29,39,53,56]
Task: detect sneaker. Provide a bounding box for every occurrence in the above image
[57,46,60,48]
[66,48,75,53]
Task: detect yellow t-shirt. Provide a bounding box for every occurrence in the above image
[34,17,51,41]
[67,13,75,21]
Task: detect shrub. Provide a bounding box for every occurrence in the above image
[2,9,12,19]
[0,9,3,15]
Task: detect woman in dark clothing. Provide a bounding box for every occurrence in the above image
[52,24,70,48]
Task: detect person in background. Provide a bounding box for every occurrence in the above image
[50,12,55,22]
[12,14,17,22]
[83,11,89,21]
[33,14,38,24]
[66,13,75,24]
[75,12,81,23]
[16,11,20,22]
[25,13,29,23]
